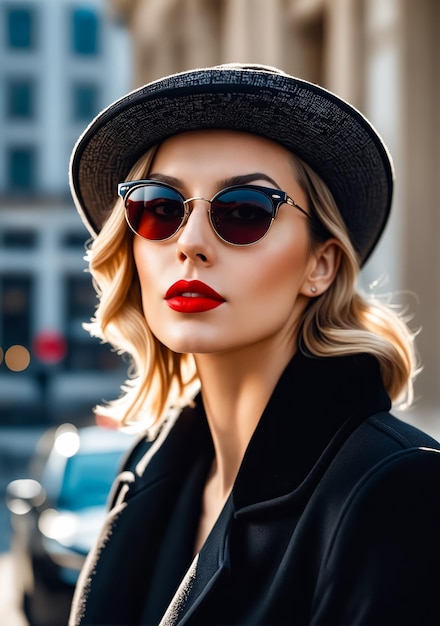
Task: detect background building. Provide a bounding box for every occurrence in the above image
[1,0,439,438]
[0,0,131,424]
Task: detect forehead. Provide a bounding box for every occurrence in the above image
[149,129,298,187]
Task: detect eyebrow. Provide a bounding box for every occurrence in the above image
[148,172,283,191]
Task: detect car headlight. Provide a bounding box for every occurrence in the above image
[6,479,45,514]
[38,509,78,544]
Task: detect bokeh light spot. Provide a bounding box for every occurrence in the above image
[54,424,80,457]
[5,345,31,371]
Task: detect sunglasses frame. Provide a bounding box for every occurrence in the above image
[118,179,309,246]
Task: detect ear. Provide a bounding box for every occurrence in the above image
[300,239,341,297]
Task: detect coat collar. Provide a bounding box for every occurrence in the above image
[135,351,391,512]
[156,351,391,626]
[231,350,391,511]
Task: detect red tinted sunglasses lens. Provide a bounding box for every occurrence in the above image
[210,188,274,245]
[125,186,184,240]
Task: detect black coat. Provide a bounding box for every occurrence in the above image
[69,352,440,625]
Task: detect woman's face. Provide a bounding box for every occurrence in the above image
[132,130,320,358]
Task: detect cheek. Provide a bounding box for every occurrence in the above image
[132,240,166,310]
[243,232,311,302]
[216,236,311,353]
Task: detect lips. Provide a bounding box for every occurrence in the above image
[165,280,225,313]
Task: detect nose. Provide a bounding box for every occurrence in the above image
[176,199,216,264]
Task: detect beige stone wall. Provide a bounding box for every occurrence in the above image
[109,0,330,86]
[109,0,440,434]
[399,0,440,431]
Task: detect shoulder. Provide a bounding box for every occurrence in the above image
[317,411,439,499]
[331,445,440,541]
[335,412,440,519]
[328,411,440,479]
[326,445,440,580]
[365,411,440,449]
[322,423,440,572]
[312,446,440,623]
[311,412,440,559]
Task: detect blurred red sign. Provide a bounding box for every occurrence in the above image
[33,331,67,364]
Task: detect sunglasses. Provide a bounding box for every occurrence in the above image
[118,180,309,246]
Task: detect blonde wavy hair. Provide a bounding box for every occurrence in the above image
[84,144,418,432]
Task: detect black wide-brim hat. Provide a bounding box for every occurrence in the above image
[70,63,393,265]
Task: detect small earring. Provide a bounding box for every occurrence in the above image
[310,286,317,294]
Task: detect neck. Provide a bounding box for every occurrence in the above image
[194,338,296,497]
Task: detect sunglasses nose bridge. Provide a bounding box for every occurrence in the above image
[182,196,214,223]
[183,196,212,209]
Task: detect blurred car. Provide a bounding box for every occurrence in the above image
[6,423,136,626]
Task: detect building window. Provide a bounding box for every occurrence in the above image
[0,275,32,352]
[62,231,89,249]
[71,7,100,56]
[72,83,99,121]
[2,229,37,249]
[6,6,36,50]
[7,146,36,192]
[65,276,122,372]
[6,78,35,119]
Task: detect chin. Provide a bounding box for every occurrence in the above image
[153,332,220,355]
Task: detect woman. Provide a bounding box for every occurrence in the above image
[69,65,440,625]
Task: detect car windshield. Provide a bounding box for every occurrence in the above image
[57,450,123,511]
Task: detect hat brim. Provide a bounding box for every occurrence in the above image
[70,64,393,265]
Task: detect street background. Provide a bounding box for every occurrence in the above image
[0,428,44,625]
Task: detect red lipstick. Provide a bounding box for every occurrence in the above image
[165,280,225,313]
